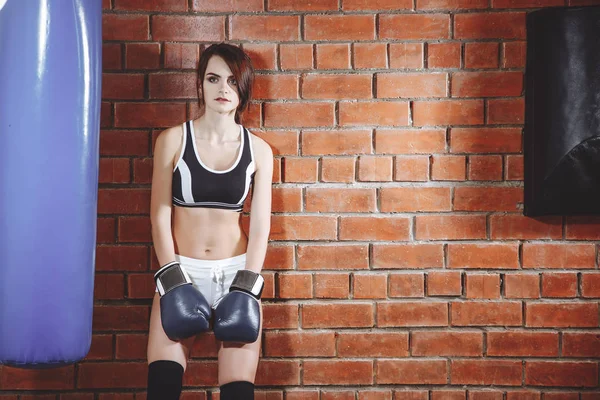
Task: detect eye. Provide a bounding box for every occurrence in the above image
[207,76,217,83]
[228,78,237,86]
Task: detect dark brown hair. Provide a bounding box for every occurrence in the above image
[197,43,255,124]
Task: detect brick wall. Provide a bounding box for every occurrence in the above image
[2,0,600,398]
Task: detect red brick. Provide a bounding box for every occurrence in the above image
[306,188,376,212]
[487,331,559,357]
[0,366,75,390]
[153,15,224,42]
[525,361,598,387]
[230,15,299,41]
[243,43,277,71]
[268,0,340,10]
[389,273,425,298]
[303,73,371,99]
[413,100,484,126]
[263,332,335,357]
[490,214,562,239]
[415,215,486,240]
[394,155,429,181]
[114,0,187,11]
[302,303,374,328]
[375,129,446,154]
[427,271,462,296]
[183,361,218,386]
[504,273,540,299]
[303,361,373,385]
[454,12,526,39]
[492,0,563,7]
[92,305,149,331]
[164,43,199,69]
[297,245,369,270]
[344,0,412,9]
[562,333,600,357]
[468,155,503,181]
[380,187,451,212]
[100,130,149,156]
[278,273,312,299]
[389,43,424,69]
[372,244,444,269]
[353,273,387,299]
[464,42,499,69]
[125,43,160,70]
[354,43,387,69]
[282,157,317,183]
[302,129,371,155]
[452,71,523,97]
[280,44,313,70]
[454,186,523,212]
[192,0,263,12]
[448,243,519,269]
[377,73,446,98]
[94,274,125,300]
[541,272,578,298]
[321,157,356,183]
[272,187,302,213]
[314,273,350,299]
[339,101,409,126]
[149,72,197,99]
[380,14,450,39]
[487,98,524,124]
[412,331,483,356]
[431,154,466,181]
[565,216,600,240]
[102,73,144,100]
[262,304,299,329]
[450,127,522,153]
[115,334,148,360]
[78,363,147,388]
[103,43,122,70]
[103,14,149,41]
[377,360,447,384]
[305,15,375,40]
[264,102,334,127]
[95,245,148,272]
[339,216,410,241]
[465,274,500,299]
[315,44,351,69]
[451,360,522,385]
[377,302,448,327]
[254,74,298,100]
[358,156,393,181]
[503,41,527,68]
[525,303,598,328]
[522,243,596,269]
[86,334,114,360]
[270,215,337,240]
[338,332,408,357]
[451,301,522,326]
[115,103,186,128]
[428,42,461,68]
[431,391,465,400]
[506,154,524,180]
[99,158,130,184]
[581,272,600,298]
[98,189,151,214]
[418,0,487,8]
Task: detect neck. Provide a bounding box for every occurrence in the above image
[196,110,238,140]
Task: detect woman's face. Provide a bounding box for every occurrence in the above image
[201,55,240,117]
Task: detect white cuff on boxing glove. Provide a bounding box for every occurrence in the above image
[230,270,265,299]
[154,262,193,296]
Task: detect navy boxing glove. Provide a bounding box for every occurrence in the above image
[214,270,264,343]
[154,262,212,341]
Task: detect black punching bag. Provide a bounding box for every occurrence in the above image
[524,6,600,216]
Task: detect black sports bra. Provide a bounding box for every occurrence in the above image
[171,121,255,212]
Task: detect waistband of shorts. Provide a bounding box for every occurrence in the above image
[175,253,247,267]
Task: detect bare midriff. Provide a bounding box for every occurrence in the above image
[172,205,248,260]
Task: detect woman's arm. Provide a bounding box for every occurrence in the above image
[245,136,274,274]
[150,126,181,267]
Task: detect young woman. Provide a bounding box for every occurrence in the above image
[146,43,273,400]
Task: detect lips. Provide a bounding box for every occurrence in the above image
[215,98,230,102]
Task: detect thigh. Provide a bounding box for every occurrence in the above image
[147,292,196,370]
[217,301,263,385]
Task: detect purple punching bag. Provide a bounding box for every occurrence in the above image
[0,0,102,367]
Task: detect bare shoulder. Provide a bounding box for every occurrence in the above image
[249,132,274,168]
[154,124,183,156]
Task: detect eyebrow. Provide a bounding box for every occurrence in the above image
[206,72,235,78]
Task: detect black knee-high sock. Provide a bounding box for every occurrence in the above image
[147,360,184,400]
[220,380,255,400]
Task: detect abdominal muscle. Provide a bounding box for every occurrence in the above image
[172,205,248,260]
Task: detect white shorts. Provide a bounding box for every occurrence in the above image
[155,253,247,309]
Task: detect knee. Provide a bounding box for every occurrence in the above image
[220,380,255,400]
